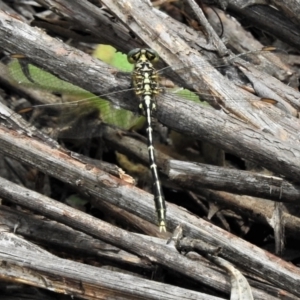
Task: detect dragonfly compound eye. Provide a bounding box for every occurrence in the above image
[145,48,159,62]
[127,48,142,64]
[127,48,159,64]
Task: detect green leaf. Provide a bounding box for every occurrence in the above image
[92,45,143,129]
[8,59,89,96]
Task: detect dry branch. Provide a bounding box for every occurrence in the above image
[0,117,299,297]
[1,0,300,299]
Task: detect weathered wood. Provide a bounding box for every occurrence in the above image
[226,1,300,48]
[0,123,299,297]
[0,205,151,271]
[0,175,288,300]
[0,231,220,300]
[102,124,300,204]
[166,159,300,202]
[195,189,300,240]
[34,0,142,52]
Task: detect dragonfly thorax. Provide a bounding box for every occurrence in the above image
[128,49,160,112]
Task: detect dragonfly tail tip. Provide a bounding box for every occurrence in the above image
[159,222,167,233]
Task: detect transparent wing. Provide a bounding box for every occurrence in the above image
[2,53,144,139]
[157,46,289,102]
[2,46,288,139]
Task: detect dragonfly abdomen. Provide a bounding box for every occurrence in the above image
[143,96,166,232]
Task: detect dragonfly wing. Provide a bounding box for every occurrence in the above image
[2,56,142,139]
[156,47,294,107]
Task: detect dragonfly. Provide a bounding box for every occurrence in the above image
[1,45,287,232]
[127,48,166,232]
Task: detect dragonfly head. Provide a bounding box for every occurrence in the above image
[127,48,159,64]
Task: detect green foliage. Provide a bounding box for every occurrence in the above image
[8,58,90,95]
[94,44,133,72]
[93,45,143,129]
